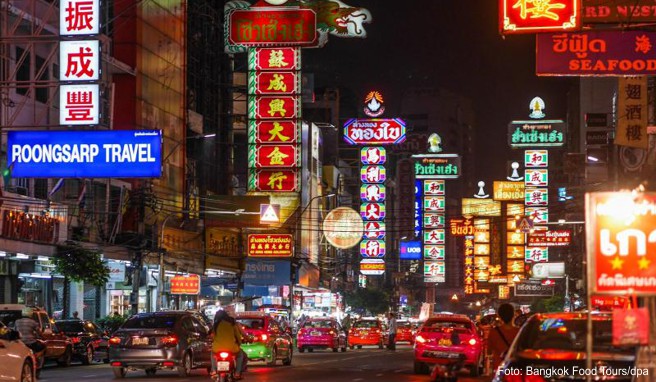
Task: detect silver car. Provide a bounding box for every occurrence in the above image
[108,311,212,378]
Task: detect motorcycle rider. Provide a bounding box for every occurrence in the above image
[14,307,46,358]
[211,310,246,380]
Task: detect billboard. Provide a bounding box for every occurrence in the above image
[343,119,407,145]
[582,0,656,24]
[500,0,580,34]
[399,240,422,260]
[226,7,318,48]
[537,31,656,76]
[247,234,293,257]
[242,259,291,286]
[8,130,162,178]
[170,275,201,295]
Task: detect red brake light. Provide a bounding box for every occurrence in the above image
[468,338,477,346]
[329,330,335,336]
[71,337,81,344]
[108,337,121,345]
[110,361,122,367]
[162,361,175,367]
[415,335,427,344]
[261,334,268,341]
[219,352,230,359]
[161,335,178,347]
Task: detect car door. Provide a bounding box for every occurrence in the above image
[38,312,64,358]
[0,329,22,381]
[268,320,289,358]
[191,316,212,366]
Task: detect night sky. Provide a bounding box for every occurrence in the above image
[302,0,574,180]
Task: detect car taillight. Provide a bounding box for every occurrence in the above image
[71,337,81,344]
[219,352,230,360]
[260,334,268,341]
[329,330,335,336]
[108,337,121,345]
[161,335,178,347]
[348,329,353,335]
[415,335,427,344]
[468,338,477,346]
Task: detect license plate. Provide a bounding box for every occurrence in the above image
[438,338,452,346]
[132,337,148,345]
[311,331,321,336]
[216,361,230,371]
[426,351,459,359]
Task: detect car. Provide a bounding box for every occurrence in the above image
[395,320,415,344]
[0,321,36,381]
[55,319,109,365]
[348,318,387,349]
[492,312,637,382]
[413,314,484,376]
[107,311,212,378]
[296,317,347,353]
[0,305,74,367]
[235,311,293,366]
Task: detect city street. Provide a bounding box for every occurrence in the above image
[38,345,488,382]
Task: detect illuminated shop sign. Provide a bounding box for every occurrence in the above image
[399,240,422,260]
[413,154,461,179]
[8,130,162,178]
[536,31,656,76]
[226,8,318,47]
[247,234,293,257]
[493,181,525,201]
[508,120,566,147]
[343,119,407,145]
[582,0,656,24]
[248,169,300,192]
[500,0,580,34]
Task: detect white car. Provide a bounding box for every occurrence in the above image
[0,322,36,381]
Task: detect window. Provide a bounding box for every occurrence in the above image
[15,47,30,96]
[123,315,178,329]
[35,55,49,103]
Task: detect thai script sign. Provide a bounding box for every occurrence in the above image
[360,259,385,275]
[514,281,554,296]
[170,275,201,295]
[586,192,656,294]
[582,0,656,24]
[8,130,161,178]
[493,181,525,201]
[500,0,580,34]
[247,234,293,257]
[413,154,461,179]
[226,8,317,48]
[537,31,656,76]
[343,119,407,145]
[449,218,474,236]
[509,120,566,147]
[462,198,502,217]
[528,230,571,247]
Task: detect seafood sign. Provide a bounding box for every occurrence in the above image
[587,192,656,294]
[537,31,656,75]
[343,118,407,145]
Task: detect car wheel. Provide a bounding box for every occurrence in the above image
[307,348,313,353]
[471,356,484,377]
[20,359,34,382]
[414,361,429,374]
[112,367,127,379]
[57,347,72,367]
[349,345,354,350]
[357,345,362,349]
[82,346,94,365]
[266,347,277,366]
[298,346,305,353]
[145,368,157,376]
[378,340,384,349]
[332,346,338,352]
[177,352,192,377]
[282,347,292,366]
[340,345,347,352]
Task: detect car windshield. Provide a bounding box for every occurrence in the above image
[516,318,635,354]
[398,321,412,328]
[303,320,333,329]
[353,320,378,328]
[122,315,178,329]
[56,321,85,332]
[0,311,23,326]
[237,318,265,330]
[422,320,472,333]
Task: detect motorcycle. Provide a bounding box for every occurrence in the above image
[29,339,46,378]
[213,351,238,382]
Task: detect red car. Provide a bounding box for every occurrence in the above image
[395,320,415,344]
[296,318,347,353]
[413,314,484,377]
[348,318,386,349]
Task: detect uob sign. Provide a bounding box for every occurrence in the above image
[400,241,422,260]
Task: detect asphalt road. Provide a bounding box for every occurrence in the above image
[38,345,490,382]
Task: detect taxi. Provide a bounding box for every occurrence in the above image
[413,314,483,376]
[348,318,386,349]
[297,317,347,353]
[395,320,415,344]
[235,312,293,366]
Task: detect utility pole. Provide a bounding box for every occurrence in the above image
[131,187,146,315]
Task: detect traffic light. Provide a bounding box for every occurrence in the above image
[1,166,10,188]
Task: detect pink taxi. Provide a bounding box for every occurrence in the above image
[297,318,347,353]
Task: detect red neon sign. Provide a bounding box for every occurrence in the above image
[499,0,580,34]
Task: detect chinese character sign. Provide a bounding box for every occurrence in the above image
[60,0,100,35]
[500,0,580,34]
[59,84,99,125]
[615,76,648,149]
[60,40,100,81]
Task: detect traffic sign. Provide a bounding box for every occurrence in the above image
[517,216,534,233]
[260,204,281,224]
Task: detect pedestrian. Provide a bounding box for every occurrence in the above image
[72,311,79,319]
[487,303,520,370]
[387,313,397,351]
[342,313,352,332]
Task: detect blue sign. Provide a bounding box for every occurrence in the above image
[242,259,290,286]
[400,240,422,260]
[7,130,162,178]
[414,180,423,238]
